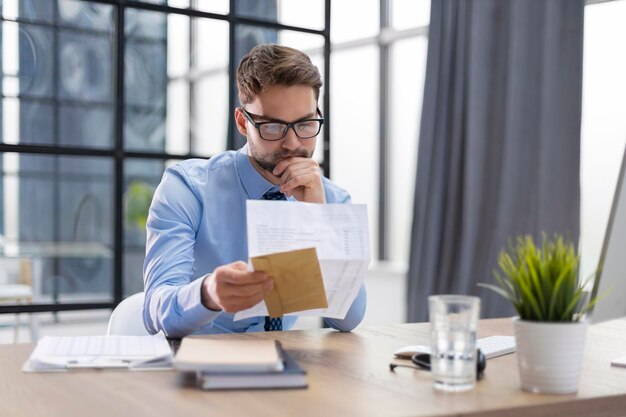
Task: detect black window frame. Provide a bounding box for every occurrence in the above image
[0,0,332,315]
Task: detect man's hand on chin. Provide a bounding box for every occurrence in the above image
[268,157,325,203]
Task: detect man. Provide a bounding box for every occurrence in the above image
[143,44,367,338]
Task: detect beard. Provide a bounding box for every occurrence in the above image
[249,142,313,172]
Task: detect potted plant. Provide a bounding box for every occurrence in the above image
[479,234,598,394]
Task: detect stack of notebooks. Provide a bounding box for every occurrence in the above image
[174,338,307,390]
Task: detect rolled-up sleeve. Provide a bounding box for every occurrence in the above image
[143,166,221,338]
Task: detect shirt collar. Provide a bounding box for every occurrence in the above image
[235,145,279,199]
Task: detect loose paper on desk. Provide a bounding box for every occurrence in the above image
[22,333,173,372]
[234,201,370,321]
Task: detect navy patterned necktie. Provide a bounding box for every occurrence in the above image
[262,190,286,201]
[262,189,285,331]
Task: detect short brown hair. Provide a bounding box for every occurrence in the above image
[236,44,322,105]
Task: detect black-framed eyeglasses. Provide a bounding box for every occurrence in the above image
[241,107,324,141]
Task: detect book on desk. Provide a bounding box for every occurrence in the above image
[197,347,307,390]
[174,338,307,390]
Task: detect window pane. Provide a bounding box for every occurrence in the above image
[1,12,114,148]
[126,8,166,41]
[4,98,53,144]
[195,0,229,15]
[0,310,110,343]
[388,37,428,265]
[2,22,54,98]
[279,29,324,51]
[234,24,278,60]
[278,0,324,31]
[191,16,229,156]
[234,0,324,31]
[125,11,229,155]
[58,30,113,103]
[124,158,179,297]
[2,0,54,23]
[59,103,113,148]
[192,72,229,155]
[58,0,113,32]
[130,0,229,14]
[234,1,277,26]
[391,0,430,30]
[330,46,379,259]
[0,153,114,305]
[124,37,166,151]
[58,2,115,150]
[331,0,378,44]
[131,0,190,7]
[580,0,626,280]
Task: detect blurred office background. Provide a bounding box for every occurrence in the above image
[0,0,624,342]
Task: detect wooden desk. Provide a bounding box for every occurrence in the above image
[2,318,626,417]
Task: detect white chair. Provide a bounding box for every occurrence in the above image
[0,258,38,342]
[107,292,150,336]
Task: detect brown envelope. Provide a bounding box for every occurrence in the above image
[251,247,328,318]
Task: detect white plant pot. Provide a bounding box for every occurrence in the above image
[513,318,587,394]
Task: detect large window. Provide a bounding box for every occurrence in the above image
[0,0,330,315]
[580,0,626,281]
[0,0,433,330]
[330,0,429,266]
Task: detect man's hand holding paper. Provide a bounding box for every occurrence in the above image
[201,261,274,313]
[235,200,370,321]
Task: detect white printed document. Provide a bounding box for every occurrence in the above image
[22,334,173,372]
[234,201,370,321]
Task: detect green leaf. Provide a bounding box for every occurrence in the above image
[559,291,583,321]
[477,283,516,303]
[517,276,544,321]
[547,265,571,321]
[525,252,545,315]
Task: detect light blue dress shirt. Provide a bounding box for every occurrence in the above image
[143,145,367,338]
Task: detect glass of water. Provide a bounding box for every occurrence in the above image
[428,295,481,392]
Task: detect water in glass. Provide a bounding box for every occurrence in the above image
[430,325,477,392]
